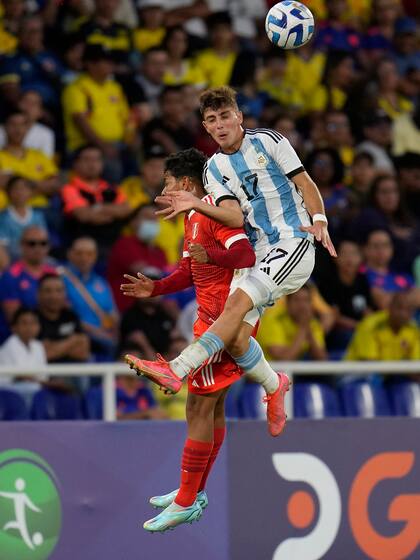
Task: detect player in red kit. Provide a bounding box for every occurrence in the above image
[121,149,256,532]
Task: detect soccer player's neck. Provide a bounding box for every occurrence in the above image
[191,183,206,199]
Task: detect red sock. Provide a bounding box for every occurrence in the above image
[199,427,226,492]
[175,438,213,507]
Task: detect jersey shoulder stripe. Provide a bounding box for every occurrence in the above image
[246,128,283,144]
[247,129,279,143]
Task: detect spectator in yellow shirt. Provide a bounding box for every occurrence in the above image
[324,111,355,173]
[258,50,305,116]
[284,44,326,111]
[195,11,237,88]
[257,285,327,361]
[62,44,131,183]
[73,0,132,69]
[163,26,205,87]
[133,0,166,53]
[0,112,59,210]
[309,51,356,113]
[375,58,414,120]
[0,0,25,56]
[346,291,420,360]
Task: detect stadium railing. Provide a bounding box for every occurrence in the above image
[0,361,419,421]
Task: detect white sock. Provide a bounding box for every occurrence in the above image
[170,332,225,379]
[234,338,280,394]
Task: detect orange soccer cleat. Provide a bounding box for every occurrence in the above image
[125,353,183,395]
[263,372,291,437]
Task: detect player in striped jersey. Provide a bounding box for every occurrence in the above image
[128,86,336,437]
[121,148,257,532]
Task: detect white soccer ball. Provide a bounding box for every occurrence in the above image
[265,1,315,50]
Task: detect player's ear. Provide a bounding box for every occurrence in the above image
[182,176,191,191]
[202,119,210,134]
[236,110,243,125]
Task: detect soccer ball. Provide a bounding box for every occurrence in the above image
[265,1,315,50]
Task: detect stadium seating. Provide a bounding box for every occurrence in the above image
[238,382,266,420]
[388,380,420,417]
[293,382,343,418]
[339,379,392,417]
[31,389,83,420]
[84,386,103,420]
[0,389,29,420]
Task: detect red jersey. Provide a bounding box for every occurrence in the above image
[183,194,248,325]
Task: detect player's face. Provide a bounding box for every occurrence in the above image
[162,171,187,194]
[202,106,244,152]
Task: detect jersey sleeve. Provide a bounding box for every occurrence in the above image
[203,158,238,206]
[261,131,304,179]
[211,222,248,249]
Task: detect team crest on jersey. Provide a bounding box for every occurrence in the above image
[192,222,199,239]
[257,153,268,167]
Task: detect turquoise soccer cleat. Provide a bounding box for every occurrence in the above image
[143,501,203,533]
[149,489,209,510]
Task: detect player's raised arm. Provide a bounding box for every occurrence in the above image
[156,191,244,228]
[120,257,193,298]
[293,170,337,257]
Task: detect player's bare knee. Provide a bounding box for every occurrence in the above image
[226,323,253,356]
[227,337,248,356]
[223,289,253,319]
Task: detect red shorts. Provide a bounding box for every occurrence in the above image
[188,318,243,395]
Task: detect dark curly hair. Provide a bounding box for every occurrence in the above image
[164,148,207,184]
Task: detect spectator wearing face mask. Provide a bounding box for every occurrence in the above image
[107,203,168,312]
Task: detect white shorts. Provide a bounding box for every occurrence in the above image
[230,238,315,326]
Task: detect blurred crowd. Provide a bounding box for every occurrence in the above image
[0,0,419,420]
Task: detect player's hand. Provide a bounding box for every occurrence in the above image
[155,190,199,220]
[189,243,208,263]
[120,272,154,298]
[300,222,337,257]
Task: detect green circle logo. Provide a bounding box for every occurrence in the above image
[0,449,62,560]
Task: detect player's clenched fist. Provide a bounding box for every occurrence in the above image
[120,272,154,298]
[189,243,209,263]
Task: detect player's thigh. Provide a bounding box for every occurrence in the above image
[186,390,221,420]
[236,238,315,309]
[214,387,229,423]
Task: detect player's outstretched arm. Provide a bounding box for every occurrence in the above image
[155,191,244,228]
[120,272,155,298]
[120,258,194,299]
[293,171,337,258]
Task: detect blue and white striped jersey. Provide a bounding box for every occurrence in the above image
[203,128,313,255]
